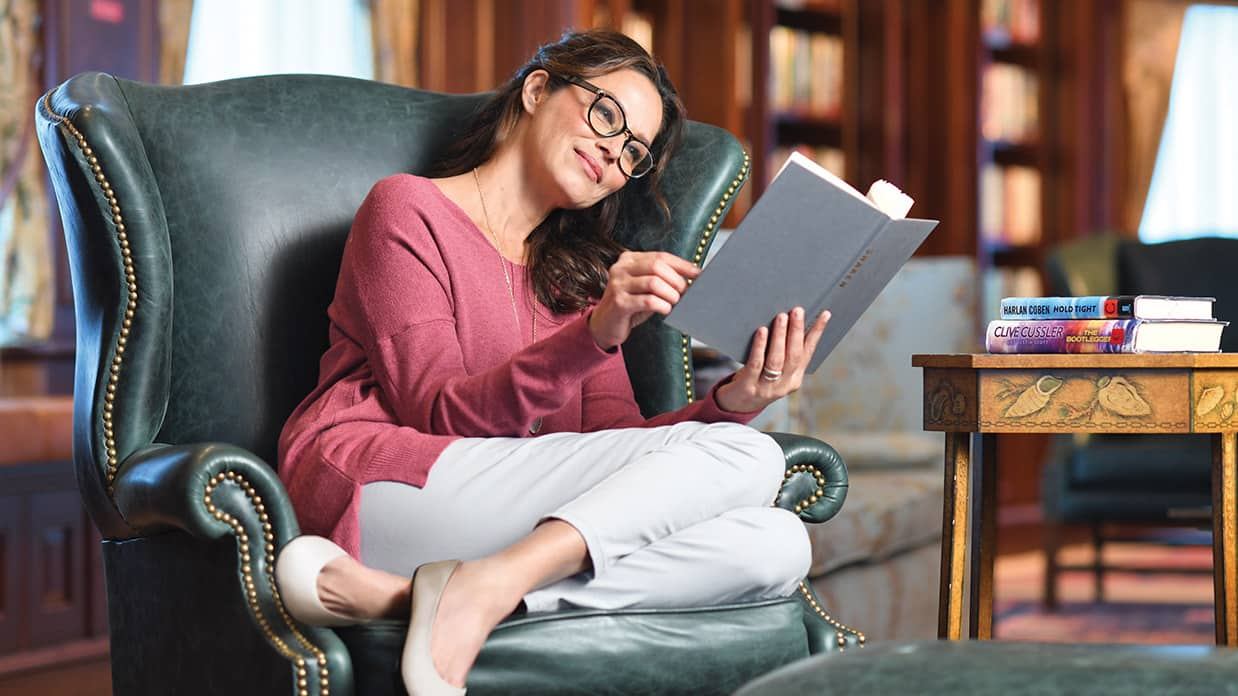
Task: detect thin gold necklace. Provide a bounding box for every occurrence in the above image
[473,167,541,434]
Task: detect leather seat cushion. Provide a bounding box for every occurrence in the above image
[337,598,809,696]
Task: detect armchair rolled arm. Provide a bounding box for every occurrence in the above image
[764,434,865,651]
[114,442,299,539]
[767,432,848,524]
[112,442,354,696]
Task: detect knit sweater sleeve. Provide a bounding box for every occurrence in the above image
[335,175,616,437]
[579,346,763,430]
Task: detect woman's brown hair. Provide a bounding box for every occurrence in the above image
[429,29,686,315]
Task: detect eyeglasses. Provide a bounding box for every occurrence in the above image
[559,74,655,179]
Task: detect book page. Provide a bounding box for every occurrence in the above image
[866,180,913,219]
[774,152,913,219]
[774,151,869,206]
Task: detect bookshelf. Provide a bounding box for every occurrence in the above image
[748,0,851,199]
[975,0,1055,322]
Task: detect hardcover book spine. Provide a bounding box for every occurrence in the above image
[985,319,1139,354]
[999,295,1135,320]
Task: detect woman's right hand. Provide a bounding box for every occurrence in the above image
[589,251,701,351]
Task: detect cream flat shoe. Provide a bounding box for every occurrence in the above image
[402,559,466,696]
[274,535,356,627]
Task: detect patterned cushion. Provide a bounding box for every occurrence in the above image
[809,542,941,642]
[805,470,943,577]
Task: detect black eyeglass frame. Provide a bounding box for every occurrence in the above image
[558,74,656,179]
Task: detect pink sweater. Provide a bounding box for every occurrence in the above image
[277,175,758,556]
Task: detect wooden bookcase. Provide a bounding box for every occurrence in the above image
[968,0,1059,323]
[905,0,1126,325]
[747,1,850,192]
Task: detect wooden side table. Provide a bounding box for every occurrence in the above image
[913,353,1238,645]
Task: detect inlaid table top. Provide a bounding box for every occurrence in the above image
[912,353,1238,434]
[913,353,1238,369]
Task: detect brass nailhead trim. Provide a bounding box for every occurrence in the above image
[798,581,866,647]
[684,152,751,404]
[206,472,331,696]
[45,95,330,693]
[773,463,828,513]
[43,93,133,496]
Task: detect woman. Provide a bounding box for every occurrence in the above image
[275,29,830,696]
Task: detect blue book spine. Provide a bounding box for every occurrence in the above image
[999,295,1134,320]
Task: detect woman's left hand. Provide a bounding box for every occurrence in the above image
[715,307,831,413]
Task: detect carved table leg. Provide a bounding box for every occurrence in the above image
[1214,431,1238,646]
[939,431,972,639]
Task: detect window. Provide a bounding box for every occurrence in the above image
[183,0,374,85]
[1140,5,1238,242]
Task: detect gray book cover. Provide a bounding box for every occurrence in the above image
[666,156,938,373]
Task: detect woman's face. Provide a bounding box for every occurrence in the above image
[522,67,663,208]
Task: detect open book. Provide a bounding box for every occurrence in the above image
[665,151,938,373]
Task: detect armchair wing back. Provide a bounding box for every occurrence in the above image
[39,72,752,532]
[38,72,853,696]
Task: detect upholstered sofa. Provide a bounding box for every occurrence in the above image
[785,256,979,640]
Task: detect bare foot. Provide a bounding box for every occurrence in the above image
[316,555,410,621]
[429,559,524,688]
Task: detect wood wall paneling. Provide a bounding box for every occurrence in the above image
[672,0,742,135]
[1057,0,1126,238]
[27,490,86,649]
[0,498,19,655]
[945,0,980,262]
[0,462,85,663]
[421,0,614,93]
[901,0,957,256]
[851,0,904,189]
[746,0,773,190]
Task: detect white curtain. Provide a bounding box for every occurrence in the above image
[1139,4,1238,242]
[183,0,375,84]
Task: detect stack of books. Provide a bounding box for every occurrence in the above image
[985,295,1229,354]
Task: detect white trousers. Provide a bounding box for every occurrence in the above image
[359,421,810,613]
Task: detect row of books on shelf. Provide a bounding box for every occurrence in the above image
[981,0,1041,46]
[980,163,1040,245]
[773,0,840,12]
[981,63,1039,144]
[985,295,1228,354]
[767,144,843,184]
[768,26,844,119]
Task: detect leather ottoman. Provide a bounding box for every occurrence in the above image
[734,640,1238,695]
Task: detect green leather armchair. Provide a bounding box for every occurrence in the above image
[36,72,859,696]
